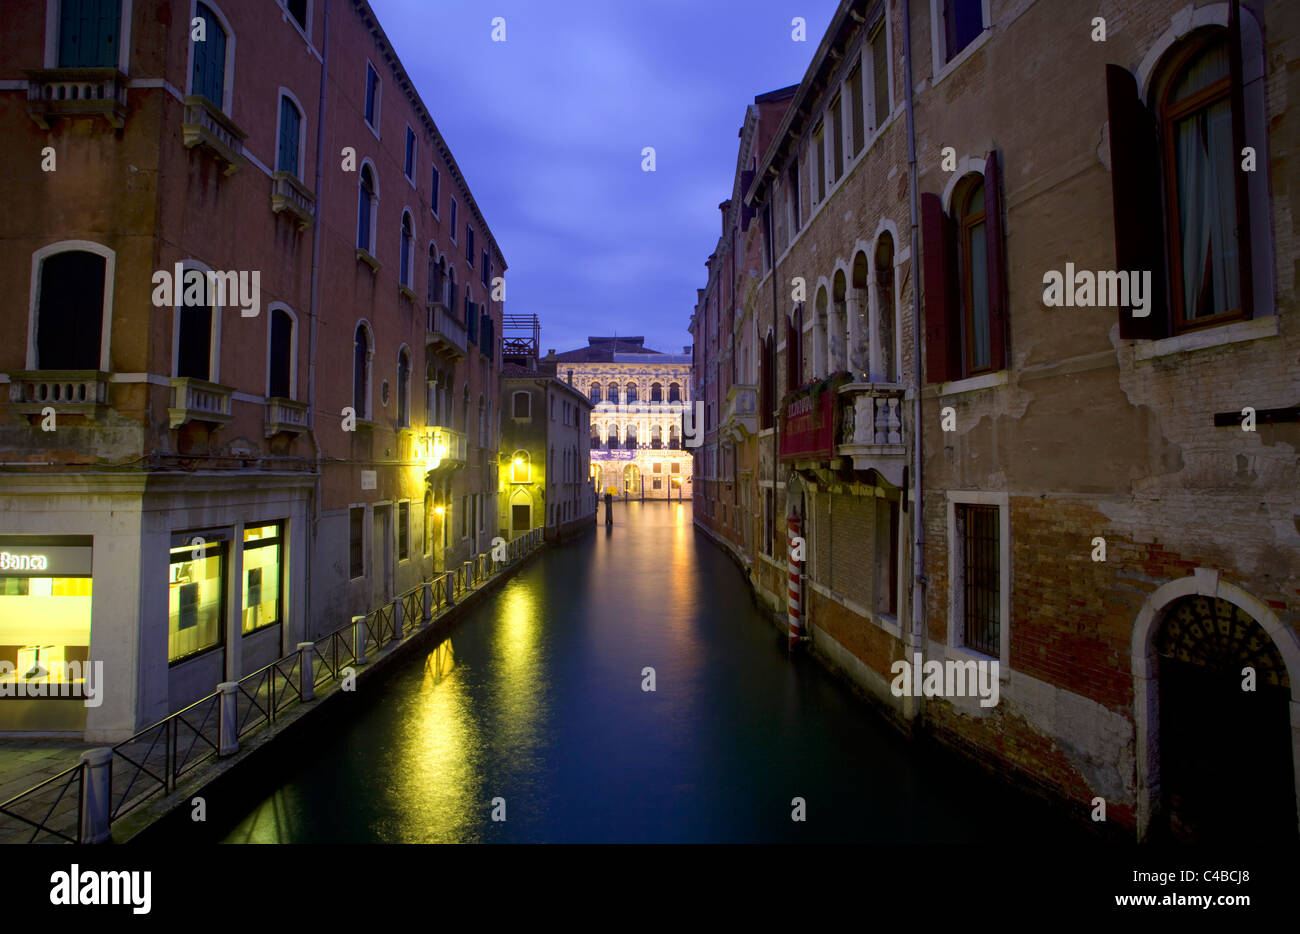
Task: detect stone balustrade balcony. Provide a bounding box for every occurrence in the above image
[426,302,467,361]
[6,370,110,420]
[837,382,906,485]
[264,397,309,437]
[181,95,246,175]
[270,171,315,229]
[25,68,127,129]
[169,377,234,428]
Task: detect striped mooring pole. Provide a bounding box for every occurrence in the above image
[787,513,802,650]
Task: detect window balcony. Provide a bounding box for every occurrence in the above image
[25,68,128,129]
[169,377,234,428]
[721,383,757,442]
[264,397,309,437]
[836,382,907,486]
[426,302,467,361]
[419,426,467,472]
[270,171,315,230]
[181,95,246,176]
[6,370,110,419]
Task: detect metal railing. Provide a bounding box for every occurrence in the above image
[0,530,547,843]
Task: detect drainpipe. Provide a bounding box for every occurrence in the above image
[902,0,926,721]
[305,0,332,638]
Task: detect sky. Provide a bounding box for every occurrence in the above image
[367,0,840,356]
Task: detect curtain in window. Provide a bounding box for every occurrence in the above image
[1175,98,1239,320]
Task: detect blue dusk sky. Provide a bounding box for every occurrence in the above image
[367,0,839,356]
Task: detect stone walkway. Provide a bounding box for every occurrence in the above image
[0,739,96,844]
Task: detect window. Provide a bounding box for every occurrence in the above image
[762,488,774,556]
[653,461,662,474]
[430,165,440,215]
[590,383,601,404]
[954,502,999,656]
[920,154,1007,383]
[512,450,530,482]
[446,267,457,313]
[812,122,825,203]
[626,383,638,403]
[31,246,109,371]
[870,20,891,129]
[942,0,984,62]
[268,307,294,398]
[653,479,662,490]
[404,126,416,183]
[829,94,843,183]
[466,226,474,265]
[874,236,897,382]
[481,250,490,288]
[427,248,443,304]
[668,382,681,403]
[58,0,121,68]
[512,390,530,418]
[242,523,282,634]
[364,62,380,131]
[397,502,409,560]
[357,163,377,254]
[847,64,864,156]
[671,461,680,473]
[450,199,458,237]
[276,94,302,176]
[174,268,216,381]
[190,3,228,108]
[349,507,364,578]
[286,0,307,31]
[423,491,433,556]
[608,382,618,403]
[399,211,414,288]
[465,291,478,343]
[169,535,226,662]
[397,348,410,426]
[353,323,371,419]
[650,382,663,402]
[478,395,485,446]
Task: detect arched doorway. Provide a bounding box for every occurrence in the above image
[509,489,532,539]
[1133,571,1300,842]
[622,464,640,496]
[1155,595,1295,842]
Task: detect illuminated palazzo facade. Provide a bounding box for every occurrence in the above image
[547,339,693,501]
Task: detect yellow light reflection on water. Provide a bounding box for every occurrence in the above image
[489,583,546,756]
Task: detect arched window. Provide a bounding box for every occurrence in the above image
[874,235,897,382]
[276,94,302,177]
[352,323,371,418]
[268,306,294,399]
[190,3,230,109]
[396,347,411,426]
[650,424,662,449]
[446,267,457,312]
[668,381,681,403]
[357,163,377,253]
[608,382,619,403]
[174,264,217,382]
[31,245,111,371]
[626,423,638,448]
[589,382,601,404]
[669,423,681,449]
[427,248,444,304]
[512,390,530,418]
[956,178,991,373]
[813,285,829,378]
[851,250,870,377]
[590,424,600,448]
[650,382,663,402]
[399,211,414,288]
[511,450,530,483]
[830,270,848,373]
[920,156,1007,384]
[626,383,638,403]
[1161,32,1243,329]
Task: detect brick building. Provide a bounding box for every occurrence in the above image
[0,0,504,739]
[698,0,1299,842]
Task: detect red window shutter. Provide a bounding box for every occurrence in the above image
[921,191,957,384]
[1105,64,1168,339]
[983,149,1008,371]
[1227,2,1254,318]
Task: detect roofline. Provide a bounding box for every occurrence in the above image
[353,0,507,270]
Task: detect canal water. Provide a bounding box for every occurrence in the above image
[205,502,1086,843]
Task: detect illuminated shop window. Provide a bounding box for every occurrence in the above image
[169,537,225,662]
[242,523,282,635]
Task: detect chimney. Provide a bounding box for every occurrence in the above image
[683,346,691,355]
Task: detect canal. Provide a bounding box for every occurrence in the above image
[196,502,1086,843]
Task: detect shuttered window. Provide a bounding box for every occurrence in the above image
[191,3,227,107]
[269,308,293,399]
[277,96,301,175]
[59,0,120,68]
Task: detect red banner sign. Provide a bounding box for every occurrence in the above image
[779,386,838,462]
